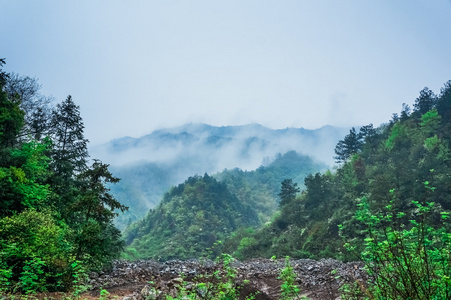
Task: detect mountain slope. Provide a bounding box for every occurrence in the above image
[231,81,451,261]
[122,174,259,260]
[215,151,326,222]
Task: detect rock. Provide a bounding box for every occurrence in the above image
[87,258,366,300]
[141,285,160,300]
[172,277,184,285]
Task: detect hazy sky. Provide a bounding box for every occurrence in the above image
[2,1,451,145]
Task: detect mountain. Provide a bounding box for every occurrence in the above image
[90,124,348,229]
[215,151,326,223]
[122,174,260,261]
[92,123,348,170]
[122,151,326,260]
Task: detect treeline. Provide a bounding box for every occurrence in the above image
[229,81,451,261]
[0,59,126,293]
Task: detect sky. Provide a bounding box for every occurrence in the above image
[1,0,451,146]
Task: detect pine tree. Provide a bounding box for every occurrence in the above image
[437,80,451,124]
[50,95,89,174]
[0,88,24,149]
[48,95,89,216]
[334,127,363,163]
[73,159,127,266]
[413,87,437,117]
[0,63,24,149]
[278,178,300,207]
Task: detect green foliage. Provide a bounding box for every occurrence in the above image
[0,209,73,293]
[436,80,451,123]
[0,58,8,86]
[424,135,439,151]
[413,87,437,117]
[0,140,51,217]
[0,85,24,148]
[0,63,126,295]
[124,174,259,260]
[278,179,300,207]
[385,122,406,150]
[72,160,128,267]
[164,254,256,300]
[99,288,110,300]
[279,257,304,300]
[341,186,451,299]
[240,80,451,261]
[420,109,441,135]
[69,260,90,299]
[334,127,364,163]
[215,151,325,224]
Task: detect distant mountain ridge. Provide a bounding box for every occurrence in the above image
[91,123,349,170]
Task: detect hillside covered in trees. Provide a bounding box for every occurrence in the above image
[122,151,325,260]
[226,81,451,261]
[123,174,259,260]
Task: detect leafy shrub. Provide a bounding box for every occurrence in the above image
[279,256,304,300]
[161,253,257,300]
[0,209,74,293]
[340,186,451,299]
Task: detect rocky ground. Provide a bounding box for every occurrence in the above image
[85,258,366,300]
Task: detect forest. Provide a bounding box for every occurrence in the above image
[0,59,127,293]
[2,56,451,299]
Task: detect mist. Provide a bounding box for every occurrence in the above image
[90,123,349,178]
[89,122,350,229]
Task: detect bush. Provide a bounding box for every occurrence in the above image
[340,186,451,299]
[0,209,74,293]
[279,256,305,300]
[165,253,255,300]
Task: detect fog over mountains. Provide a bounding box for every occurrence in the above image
[90,123,350,229]
[91,123,349,173]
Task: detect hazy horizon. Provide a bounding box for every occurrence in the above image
[98,122,347,143]
[2,1,451,145]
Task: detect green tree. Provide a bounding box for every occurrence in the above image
[0,83,24,149]
[278,178,300,207]
[48,95,89,216]
[0,58,8,86]
[413,87,437,117]
[437,80,451,124]
[72,160,127,265]
[49,95,89,174]
[4,73,52,141]
[334,127,363,163]
[0,141,51,217]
